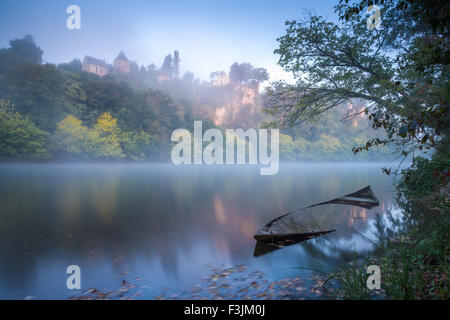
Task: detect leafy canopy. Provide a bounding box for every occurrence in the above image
[265,0,449,160]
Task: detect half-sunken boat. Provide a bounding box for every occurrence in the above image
[253,185,379,243]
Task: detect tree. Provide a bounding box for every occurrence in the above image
[182,71,194,83]
[58,59,82,73]
[251,67,269,84]
[54,115,91,158]
[279,133,296,161]
[120,130,152,160]
[0,36,190,161]
[173,50,180,78]
[91,112,124,159]
[0,99,49,160]
[229,62,253,83]
[9,35,43,65]
[265,0,449,161]
[229,62,269,84]
[2,63,66,131]
[55,113,154,160]
[161,54,173,77]
[0,35,43,76]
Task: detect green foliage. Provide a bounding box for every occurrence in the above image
[279,134,296,161]
[0,36,191,161]
[57,59,82,73]
[0,99,50,160]
[229,62,269,84]
[326,147,449,300]
[54,115,90,158]
[3,63,66,131]
[161,54,173,77]
[266,0,449,161]
[277,104,395,161]
[326,255,372,300]
[8,35,43,65]
[0,34,403,162]
[54,113,153,160]
[0,35,42,75]
[372,198,449,300]
[0,35,43,88]
[173,50,180,78]
[119,130,152,161]
[395,155,450,299]
[319,203,449,300]
[91,113,125,160]
[398,155,450,197]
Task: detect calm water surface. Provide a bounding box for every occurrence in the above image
[0,163,399,299]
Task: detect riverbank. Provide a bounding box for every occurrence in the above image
[327,156,449,299]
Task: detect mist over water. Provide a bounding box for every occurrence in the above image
[0,163,399,299]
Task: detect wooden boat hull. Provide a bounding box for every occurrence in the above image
[253,230,335,242]
[252,186,379,256]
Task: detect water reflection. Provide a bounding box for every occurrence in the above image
[0,163,398,299]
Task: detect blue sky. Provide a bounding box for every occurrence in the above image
[0,0,338,82]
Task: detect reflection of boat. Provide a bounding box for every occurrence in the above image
[253,186,379,244]
[253,230,337,257]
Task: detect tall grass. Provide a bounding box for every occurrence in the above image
[322,155,449,300]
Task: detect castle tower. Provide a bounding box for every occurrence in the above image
[113,51,130,74]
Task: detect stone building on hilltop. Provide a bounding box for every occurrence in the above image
[113,51,130,74]
[82,51,131,76]
[82,56,110,77]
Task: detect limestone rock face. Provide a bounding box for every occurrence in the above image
[346,102,367,127]
[213,83,262,128]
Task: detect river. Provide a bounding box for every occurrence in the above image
[0,163,400,299]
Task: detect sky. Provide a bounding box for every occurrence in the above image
[0,0,339,83]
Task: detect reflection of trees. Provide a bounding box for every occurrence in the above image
[268,207,401,272]
[0,164,398,295]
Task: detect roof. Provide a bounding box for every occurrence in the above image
[83,55,108,67]
[115,51,129,62]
